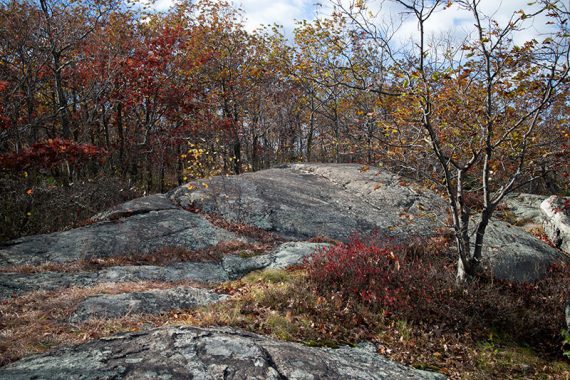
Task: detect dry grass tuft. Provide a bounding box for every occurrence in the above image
[0,280,207,365]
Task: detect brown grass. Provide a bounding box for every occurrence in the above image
[192,210,286,246]
[0,280,208,365]
[2,233,569,380]
[1,266,569,379]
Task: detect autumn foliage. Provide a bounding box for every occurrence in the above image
[0,139,106,171]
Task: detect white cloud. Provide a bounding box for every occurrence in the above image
[235,0,315,35]
[154,0,175,11]
[138,0,175,12]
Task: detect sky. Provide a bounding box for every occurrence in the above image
[145,0,561,43]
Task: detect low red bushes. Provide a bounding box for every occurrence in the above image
[305,237,434,315]
[304,235,570,358]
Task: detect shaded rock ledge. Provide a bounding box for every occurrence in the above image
[0,208,240,267]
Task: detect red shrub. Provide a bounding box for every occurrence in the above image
[305,237,433,315]
[304,235,570,358]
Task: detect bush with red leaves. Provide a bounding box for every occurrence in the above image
[305,235,570,358]
[0,138,107,171]
[305,237,434,315]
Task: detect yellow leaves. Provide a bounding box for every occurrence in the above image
[187,184,195,191]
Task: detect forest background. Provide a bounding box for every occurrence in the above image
[0,0,568,242]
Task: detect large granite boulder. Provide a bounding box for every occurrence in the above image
[168,163,448,241]
[541,195,570,254]
[478,219,567,282]
[0,326,445,379]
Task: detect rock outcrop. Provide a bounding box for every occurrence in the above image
[0,207,239,267]
[503,193,546,226]
[168,163,448,241]
[0,242,327,300]
[2,164,567,378]
[478,219,566,282]
[1,164,567,289]
[0,326,445,380]
[69,287,226,322]
[541,195,570,254]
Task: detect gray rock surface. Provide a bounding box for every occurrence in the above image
[479,219,567,282]
[503,193,546,226]
[0,209,239,267]
[541,195,570,254]
[90,194,177,222]
[266,241,329,269]
[168,163,448,241]
[0,326,445,379]
[0,242,328,299]
[70,287,226,322]
[220,241,329,280]
[0,262,229,300]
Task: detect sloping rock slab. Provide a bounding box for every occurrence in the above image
[90,194,177,222]
[0,326,445,379]
[541,195,570,254]
[0,271,98,299]
[0,209,239,267]
[267,241,329,269]
[480,219,568,282]
[0,242,327,299]
[0,262,229,300]
[169,163,447,241]
[70,287,226,322]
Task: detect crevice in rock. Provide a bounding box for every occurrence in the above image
[104,207,176,222]
[259,346,289,380]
